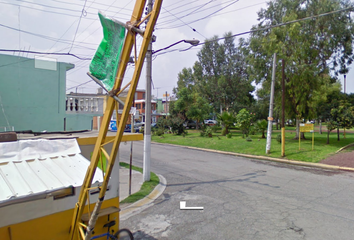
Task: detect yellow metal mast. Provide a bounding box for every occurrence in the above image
[69,0,163,239]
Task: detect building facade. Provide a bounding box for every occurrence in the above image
[0,54,101,132]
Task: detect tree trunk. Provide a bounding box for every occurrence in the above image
[295,119,300,139]
[327,130,330,144]
[294,119,306,140]
[301,132,306,140]
[319,119,322,134]
[337,127,340,141]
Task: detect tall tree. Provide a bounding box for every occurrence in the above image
[193,33,255,113]
[249,0,354,138]
[173,68,211,127]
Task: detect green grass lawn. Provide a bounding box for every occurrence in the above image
[151,128,354,163]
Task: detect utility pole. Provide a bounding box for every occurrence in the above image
[165,91,168,113]
[266,53,276,154]
[281,59,285,157]
[344,74,347,138]
[344,74,346,94]
[143,0,153,182]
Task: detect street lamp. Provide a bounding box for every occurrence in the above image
[143,38,200,182]
[151,39,200,55]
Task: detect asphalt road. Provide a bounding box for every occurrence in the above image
[118,141,354,240]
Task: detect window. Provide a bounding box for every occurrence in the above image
[142,93,145,99]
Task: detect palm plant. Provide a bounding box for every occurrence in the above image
[256,119,268,138]
[217,111,235,135]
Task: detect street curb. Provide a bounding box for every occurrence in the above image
[336,143,354,153]
[153,142,354,172]
[120,174,167,220]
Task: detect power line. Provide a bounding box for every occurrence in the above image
[153,6,354,56]
[159,0,240,29]
[0,23,97,49]
[157,1,266,27]
[72,0,134,51]
[0,49,91,60]
[66,80,92,91]
[158,0,217,22]
[68,0,88,53]
[162,6,207,39]
[0,1,97,20]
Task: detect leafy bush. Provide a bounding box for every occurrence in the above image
[235,109,254,138]
[276,134,282,143]
[205,126,213,138]
[249,125,256,135]
[211,125,218,133]
[246,136,252,142]
[226,133,232,138]
[200,131,205,137]
[221,127,227,136]
[169,116,185,135]
[153,128,164,136]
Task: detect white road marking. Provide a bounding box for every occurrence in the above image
[180,201,204,210]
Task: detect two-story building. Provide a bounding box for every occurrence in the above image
[0,54,103,132]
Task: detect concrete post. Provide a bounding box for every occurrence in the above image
[266,53,276,154]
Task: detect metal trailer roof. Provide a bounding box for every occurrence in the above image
[0,138,103,204]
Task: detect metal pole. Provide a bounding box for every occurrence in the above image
[143,0,153,182]
[266,53,276,154]
[281,59,285,157]
[165,91,168,113]
[344,74,347,138]
[129,113,134,195]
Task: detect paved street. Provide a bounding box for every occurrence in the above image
[118,141,354,240]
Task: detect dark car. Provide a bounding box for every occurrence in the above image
[124,124,139,133]
[183,120,198,129]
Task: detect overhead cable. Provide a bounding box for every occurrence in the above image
[0,49,92,60]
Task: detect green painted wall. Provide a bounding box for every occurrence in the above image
[0,54,74,132]
[156,99,163,113]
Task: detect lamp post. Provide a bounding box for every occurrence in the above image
[143,38,199,182]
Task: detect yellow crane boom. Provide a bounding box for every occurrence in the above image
[69,0,163,239]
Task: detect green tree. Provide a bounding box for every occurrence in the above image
[249,0,354,139]
[330,100,354,141]
[235,109,253,137]
[193,33,255,113]
[326,120,337,144]
[173,68,211,128]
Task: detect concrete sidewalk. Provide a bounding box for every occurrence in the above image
[119,166,143,201]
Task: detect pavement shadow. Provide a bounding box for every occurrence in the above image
[132,230,158,240]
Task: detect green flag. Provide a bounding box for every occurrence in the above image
[89,12,126,91]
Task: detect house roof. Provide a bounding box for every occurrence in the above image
[0,138,103,204]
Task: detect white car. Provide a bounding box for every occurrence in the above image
[204,119,217,124]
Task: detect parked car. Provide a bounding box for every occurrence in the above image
[124,124,139,133]
[183,120,198,129]
[204,119,217,126]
